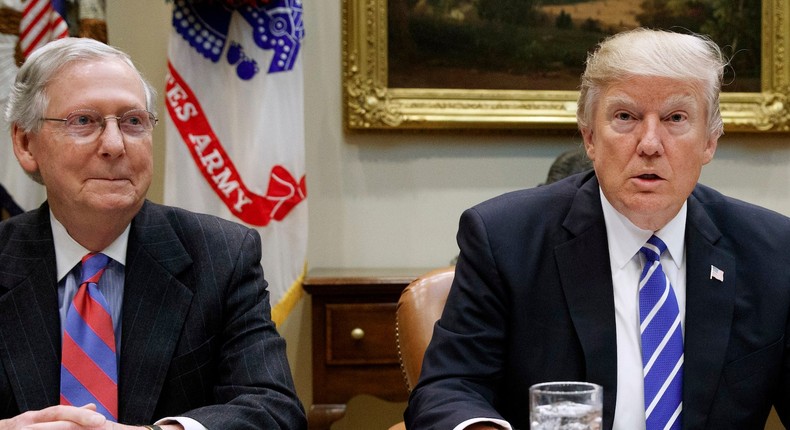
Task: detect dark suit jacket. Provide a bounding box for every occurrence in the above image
[405,172,790,430]
[0,200,306,429]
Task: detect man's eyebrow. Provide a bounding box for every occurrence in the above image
[662,93,699,111]
[602,93,699,112]
[602,94,637,111]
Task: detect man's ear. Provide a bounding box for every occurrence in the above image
[581,127,595,161]
[702,133,718,165]
[11,124,39,176]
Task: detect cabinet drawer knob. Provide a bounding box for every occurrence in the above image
[351,327,365,340]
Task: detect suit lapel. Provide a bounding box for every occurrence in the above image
[682,195,735,429]
[555,175,619,430]
[117,202,194,424]
[0,207,62,411]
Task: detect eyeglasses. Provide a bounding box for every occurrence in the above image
[41,109,158,143]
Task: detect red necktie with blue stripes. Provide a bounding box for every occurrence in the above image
[60,252,118,421]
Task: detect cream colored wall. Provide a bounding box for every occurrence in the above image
[108,2,790,429]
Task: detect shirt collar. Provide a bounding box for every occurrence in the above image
[50,210,129,282]
[599,188,687,270]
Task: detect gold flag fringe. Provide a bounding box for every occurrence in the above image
[271,262,307,327]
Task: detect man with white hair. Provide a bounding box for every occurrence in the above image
[0,37,306,430]
[406,28,790,430]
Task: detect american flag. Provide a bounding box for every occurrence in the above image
[19,0,69,59]
[710,265,724,282]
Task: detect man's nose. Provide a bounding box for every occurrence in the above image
[636,116,664,156]
[97,117,125,157]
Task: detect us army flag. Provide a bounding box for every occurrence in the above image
[164,0,306,324]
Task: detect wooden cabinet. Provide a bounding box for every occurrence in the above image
[303,268,430,430]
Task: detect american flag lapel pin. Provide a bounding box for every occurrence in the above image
[710,265,724,282]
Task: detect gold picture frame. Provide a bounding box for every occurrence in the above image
[343,0,790,132]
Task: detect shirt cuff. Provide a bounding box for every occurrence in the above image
[453,417,512,430]
[155,416,207,430]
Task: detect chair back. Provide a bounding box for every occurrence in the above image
[396,266,455,392]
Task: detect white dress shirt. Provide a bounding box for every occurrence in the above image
[51,212,205,430]
[599,189,687,430]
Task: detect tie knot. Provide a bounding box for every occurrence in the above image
[80,253,110,284]
[640,235,667,263]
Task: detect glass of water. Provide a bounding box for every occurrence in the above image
[529,381,602,430]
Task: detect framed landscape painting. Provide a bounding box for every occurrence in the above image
[343,0,790,132]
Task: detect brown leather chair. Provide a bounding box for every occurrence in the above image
[389,267,455,430]
[396,266,455,391]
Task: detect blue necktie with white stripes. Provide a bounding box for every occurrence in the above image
[60,253,118,421]
[639,235,683,430]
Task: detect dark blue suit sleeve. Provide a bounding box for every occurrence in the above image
[405,207,511,428]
